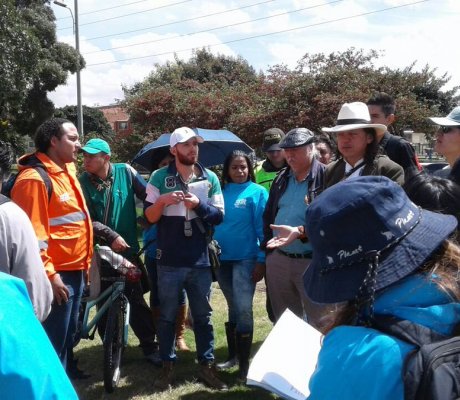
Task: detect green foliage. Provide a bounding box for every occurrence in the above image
[123,48,459,155]
[54,105,115,140]
[0,0,82,148]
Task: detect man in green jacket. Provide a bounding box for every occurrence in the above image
[79,138,159,365]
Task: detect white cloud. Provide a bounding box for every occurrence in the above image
[49,0,460,109]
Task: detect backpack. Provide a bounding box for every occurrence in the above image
[1,164,52,202]
[372,314,460,400]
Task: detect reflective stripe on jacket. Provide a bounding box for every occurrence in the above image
[12,152,93,278]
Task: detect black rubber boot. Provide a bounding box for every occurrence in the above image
[217,322,238,370]
[236,331,253,382]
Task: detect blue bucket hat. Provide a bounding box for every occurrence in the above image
[429,106,460,126]
[303,176,457,304]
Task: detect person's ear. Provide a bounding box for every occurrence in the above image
[170,146,177,157]
[387,114,395,125]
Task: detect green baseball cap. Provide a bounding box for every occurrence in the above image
[81,138,111,155]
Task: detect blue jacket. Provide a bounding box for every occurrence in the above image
[145,162,224,268]
[307,274,460,399]
[214,181,268,263]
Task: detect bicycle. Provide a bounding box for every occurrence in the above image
[77,246,141,393]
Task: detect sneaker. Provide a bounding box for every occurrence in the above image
[197,362,228,391]
[154,361,175,391]
[145,350,162,367]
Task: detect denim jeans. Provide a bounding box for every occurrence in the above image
[216,259,256,333]
[157,265,214,363]
[145,256,186,309]
[42,270,84,368]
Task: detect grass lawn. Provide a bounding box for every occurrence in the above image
[72,282,277,400]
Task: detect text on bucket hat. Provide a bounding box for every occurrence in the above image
[169,127,204,148]
[279,128,315,149]
[429,106,460,127]
[303,176,457,304]
[322,102,387,136]
[81,138,111,155]
[262,128,285,152]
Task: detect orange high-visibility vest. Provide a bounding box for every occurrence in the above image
[12,152,93,278]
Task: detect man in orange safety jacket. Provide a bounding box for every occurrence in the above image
[11,118,93,376]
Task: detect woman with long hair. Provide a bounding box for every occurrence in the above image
[214,150,268,381]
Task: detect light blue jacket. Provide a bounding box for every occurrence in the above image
[214,181,268,263]
[308,274,460,400]
[0,272,78,399]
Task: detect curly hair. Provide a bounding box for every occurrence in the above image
[34,118,72,153]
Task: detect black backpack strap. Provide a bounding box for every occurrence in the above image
[0,193,10,205]
[33,166,52,202]
[371,314,448,347]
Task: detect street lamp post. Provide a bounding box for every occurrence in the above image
[53,0,84,137]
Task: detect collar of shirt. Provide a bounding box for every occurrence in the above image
[345,158,365,178]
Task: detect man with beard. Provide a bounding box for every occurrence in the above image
[144,127,227,391]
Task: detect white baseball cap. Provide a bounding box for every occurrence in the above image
[170,127,204,147]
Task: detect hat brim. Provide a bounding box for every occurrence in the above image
[322,123,387,137]
[80,147,104,155]
[429,117,460,126]
[279,136,315,149]
[263,143,282,152]
[303,209,457,304]
[173,135,204,147]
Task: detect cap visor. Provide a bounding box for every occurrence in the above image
[304,210,457,303]
[429,117,460,126]
[264,143,282,152]
[80,147,101,154]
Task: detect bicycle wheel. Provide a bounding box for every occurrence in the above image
[103,294,126,393]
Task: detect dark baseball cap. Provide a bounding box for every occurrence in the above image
[279,128,315,149]
[262,128,285,152]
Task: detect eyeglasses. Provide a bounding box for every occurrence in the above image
[438,126,460,134]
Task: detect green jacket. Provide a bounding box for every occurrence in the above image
[79,163,147,257]
[255,159,284,190]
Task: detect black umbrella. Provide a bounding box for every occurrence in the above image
[132,128,253,171]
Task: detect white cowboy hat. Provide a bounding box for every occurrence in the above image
[322,102,387,136]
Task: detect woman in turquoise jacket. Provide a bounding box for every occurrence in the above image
[268,176,460,399]
[214,150,268,381]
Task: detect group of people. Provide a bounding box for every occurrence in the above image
[1,89,460,398]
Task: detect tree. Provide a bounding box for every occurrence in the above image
[54,105,114,140]
[123,48,459,160]
[0,0,83,152]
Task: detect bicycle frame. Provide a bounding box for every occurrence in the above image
[80,280,131,346]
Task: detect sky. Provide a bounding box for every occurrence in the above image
[49,0,460,108]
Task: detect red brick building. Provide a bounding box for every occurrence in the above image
[98,104,133,137]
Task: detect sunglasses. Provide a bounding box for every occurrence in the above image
[438,126,460,134]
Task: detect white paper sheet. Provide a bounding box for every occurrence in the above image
[246,309,322,400]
